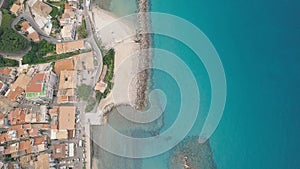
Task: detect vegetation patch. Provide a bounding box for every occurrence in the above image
[77,19,87,39]
[1,0,16,10]
[47,0,65,35]
[22,40,56,63]
[49,6,59,18]
[103,49,115,83]
[0,56,18,67]
[78,84,92,101]
[85,98,96,112]
[23,50,89,65]
[95,49,115,101]
[0,9,29,53]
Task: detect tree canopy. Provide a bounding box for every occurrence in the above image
[0,9,29,53]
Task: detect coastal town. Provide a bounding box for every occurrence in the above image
[0,0,151,167]
[0,0,106,168]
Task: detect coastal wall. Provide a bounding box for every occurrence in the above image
[134,0,151,110]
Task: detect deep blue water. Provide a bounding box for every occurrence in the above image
[149,0,300,169]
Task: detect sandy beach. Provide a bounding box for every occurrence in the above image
[89,6,147,112]
[88,1,152,168]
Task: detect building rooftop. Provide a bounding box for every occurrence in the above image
[52,144,66,159]
[58,106,76,130]
[10,3,21,15]
[28,31,41,42]
[95,81,108,93]
[54,58,74,74]
[19,140,31,154]
[58,70,77,89]
[0,68,11,75]
[100,65,108,82]
[11,74,32,90]
[26,73,45,93]
[0,133,10,144]
[32,1,52,18]
[33,136,45,145]
[61,24,73,40]
[35,153,50,169]
[57,89,75,104]
[21,21,30,33]
[8,108,26,125]
[55,130,68,140]
[6,86,24,102]
[56,40,85,54]
[0,113,5,127]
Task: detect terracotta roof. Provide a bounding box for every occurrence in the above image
[0,113,5,127]
[34,136,45,145]
[58,70,77,89]
[0,68,10,75]
[23,124,31,129]
[9,125,22,131]
[65,3,72,10]
[0,113,4,120]
[28,129,38,137]
[100,65,108,82]
[11,74,32,90]
[0,133,10,143]
[42,124,49,129]
[8,108,26,125]
[57,88,75,103]
[21,21,30,33]
[0,82,3,89]
[56,40,84,54]
[57,95,68,104]
[52,144,66,159]
[95,81,107,93]
[54,59,74,74]
[16,129,27,139]
[19,140,31,154]
[28,31,41,42]
[26,73,45,93]
[6,86,24,102]
[58,106,76,130]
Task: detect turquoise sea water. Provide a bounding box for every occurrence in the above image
[150,0,300,169]
[96,0,300,168]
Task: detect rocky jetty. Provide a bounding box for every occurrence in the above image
[134,0,152,110]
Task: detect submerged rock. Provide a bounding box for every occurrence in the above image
[168,136,217,169]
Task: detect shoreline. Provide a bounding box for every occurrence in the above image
[89,0,152,112]
[89,0,152,168]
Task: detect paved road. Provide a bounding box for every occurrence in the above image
[75,1,104,168]
[11,3,79,44]
[12,12,61,44]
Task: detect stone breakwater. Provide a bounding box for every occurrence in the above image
[134,0,152,110]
